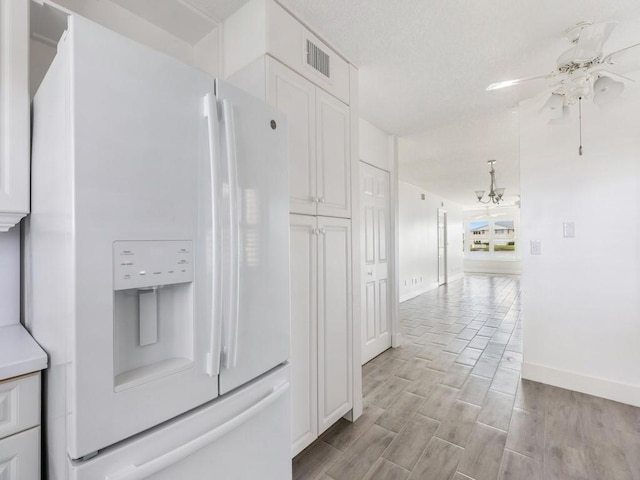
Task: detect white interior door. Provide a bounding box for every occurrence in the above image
[438,209,447,286]
[360,163,391,364]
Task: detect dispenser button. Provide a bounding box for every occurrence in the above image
[139,271,146,276]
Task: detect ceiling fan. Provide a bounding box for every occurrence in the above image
[487,21,640,155]
[487,21,640,109]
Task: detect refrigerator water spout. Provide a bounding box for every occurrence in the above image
[138,287,158,346]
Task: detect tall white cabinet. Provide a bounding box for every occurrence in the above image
[225,0,360,457]
[266,56,351,218]
[289,215,352,453]
[0,0,30,231]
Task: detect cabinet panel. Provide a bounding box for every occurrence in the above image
[0,0,30,230]
[0,373,40,440]
[317,217,352,433]
[316,90,351,218]
[267,58,317,216]
[0,427,40,480]
[289,214,318,456]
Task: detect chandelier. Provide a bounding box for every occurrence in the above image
[475,160,505,205]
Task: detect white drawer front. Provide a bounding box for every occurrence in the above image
[0,373,39,440]
[0,426,40,480]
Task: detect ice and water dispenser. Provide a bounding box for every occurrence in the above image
[113,240,195,391]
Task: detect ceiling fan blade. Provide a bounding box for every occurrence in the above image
[589,66,635,82]
[486,73,555,91]
[573,22,616,61]
[601,42,640,75]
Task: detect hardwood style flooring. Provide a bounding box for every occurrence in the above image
[292,275,640,480]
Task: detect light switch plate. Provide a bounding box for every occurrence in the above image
[563,222,576,238]
[530,240,542,255]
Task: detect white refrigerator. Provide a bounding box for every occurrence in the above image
[25,14,291,480]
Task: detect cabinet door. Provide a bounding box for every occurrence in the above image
[0,0,30,230]
[0,427,40,479]
[317,216,352,433]
[316,89,351,218]
[266,58,317,216]
[289,214,318,456]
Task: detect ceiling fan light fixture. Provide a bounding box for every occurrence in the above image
[593,75,624,104]
[548,106,571,125]
[541,93,566,119]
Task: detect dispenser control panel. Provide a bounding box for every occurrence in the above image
[113,240,194,290]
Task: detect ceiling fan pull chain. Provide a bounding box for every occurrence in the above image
[578,97,583,156]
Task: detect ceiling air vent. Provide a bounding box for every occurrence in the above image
[306,39,330,78]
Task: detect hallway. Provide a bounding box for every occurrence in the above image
[293,275,640,480]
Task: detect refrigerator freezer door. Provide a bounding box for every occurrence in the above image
[70,365,291,480]
[30,16,221,459]
[216,80,290,394]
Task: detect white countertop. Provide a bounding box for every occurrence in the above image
[0,324,47,381]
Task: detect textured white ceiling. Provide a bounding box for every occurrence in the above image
[128,0,640,206]
[274,0,640,135]
[398,110,520,207]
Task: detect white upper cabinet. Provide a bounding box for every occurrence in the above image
[266,57,351,218]
[0,0,30,231]
[316,89,350,218]
[267,58,317,215]
[224,0,350,105]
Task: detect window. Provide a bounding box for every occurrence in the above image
[469,221,489,252]
[493,220,515,254]
[466,218,516,256]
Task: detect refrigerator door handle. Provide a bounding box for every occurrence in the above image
[204,93,223,377]
[104,382,290,480]
[221,99,240,369]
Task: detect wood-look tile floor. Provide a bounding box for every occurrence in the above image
[292,275,640,480]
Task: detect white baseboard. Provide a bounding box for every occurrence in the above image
[399,282,439,303]
[521,361,640,407]
[447,273,464,283]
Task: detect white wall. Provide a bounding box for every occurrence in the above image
[463,206,521,275]
[520,88,640,407]
[359,118,392,172]
[0,227,20,327]
[399,182,463,302]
